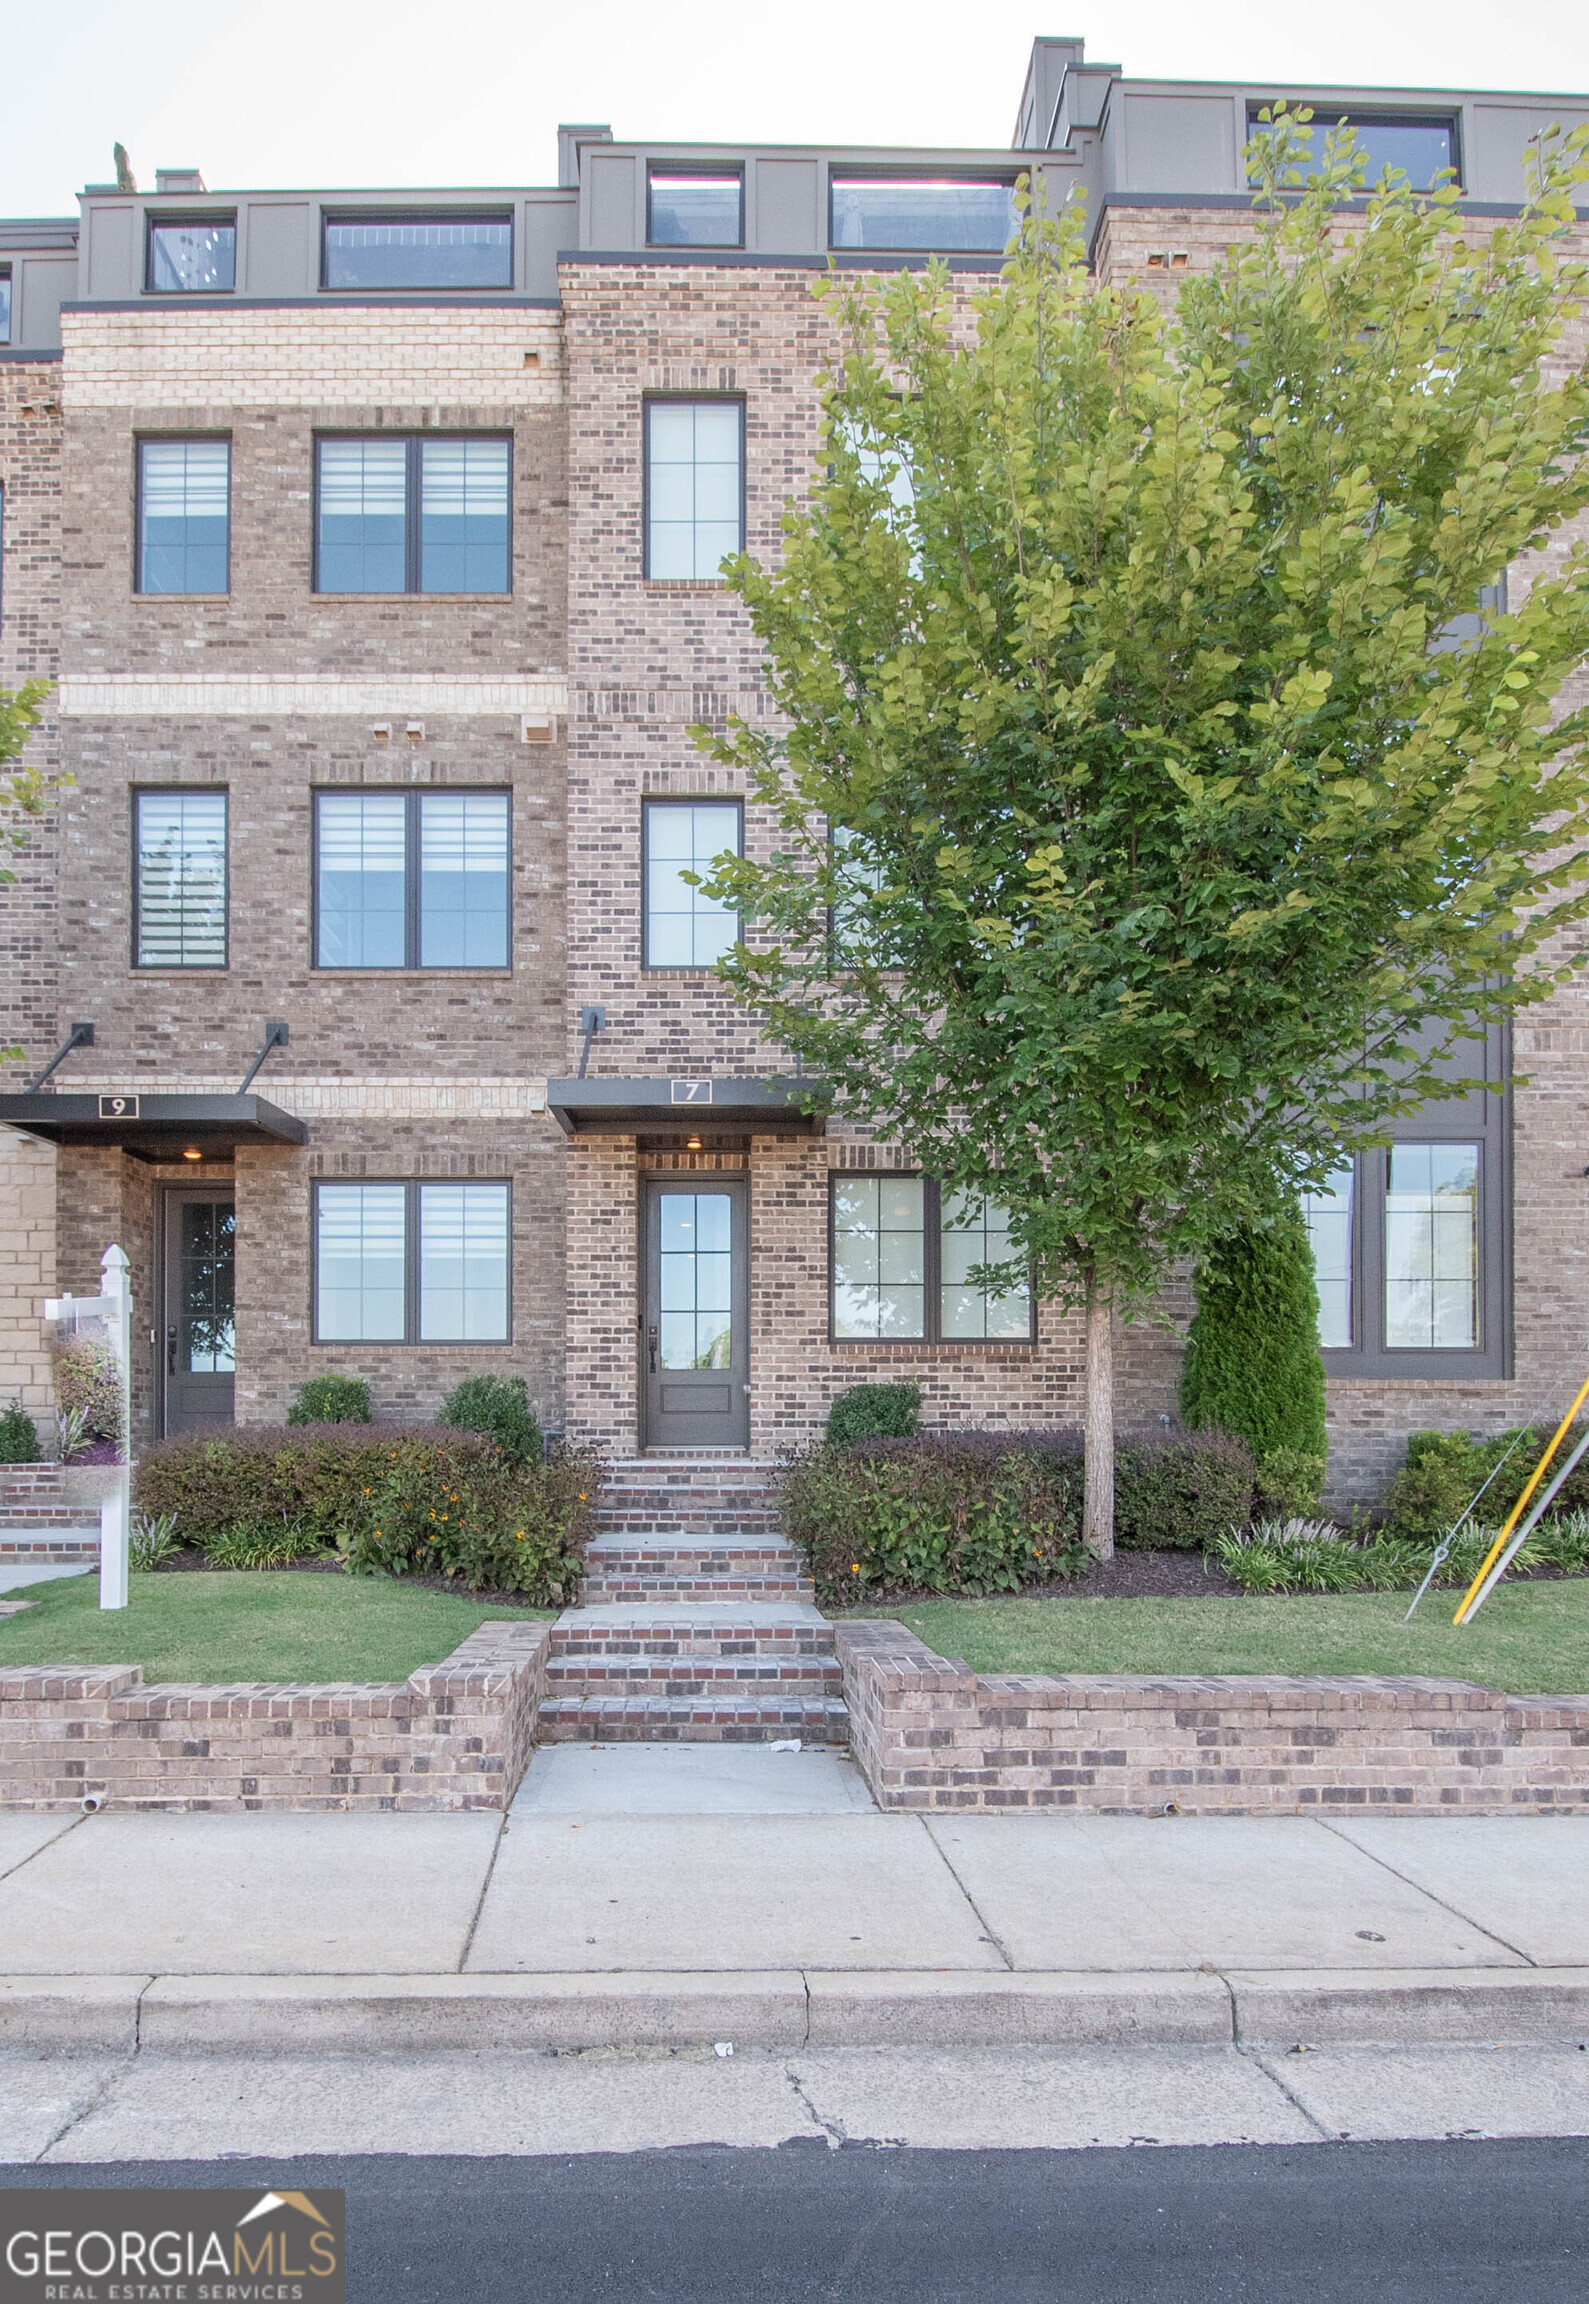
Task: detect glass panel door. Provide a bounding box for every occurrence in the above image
[643,1179,749,1448]
[162,1192,236,1434]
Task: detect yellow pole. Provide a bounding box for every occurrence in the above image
[1453,1372,1589,1625]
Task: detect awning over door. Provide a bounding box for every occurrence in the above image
[546,1076,827,1137]
[0,1092,308,1160]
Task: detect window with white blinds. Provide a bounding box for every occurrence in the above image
[137,439,230,594]
[314,1181,510,1342]
[316,435,510,593]
[316,790,509,968]
[134,791,228,968]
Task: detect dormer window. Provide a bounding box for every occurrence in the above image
[321,212,513,290]
[647,171,744,249]
[146,217,236,293]
[829,176,1017,253]
[1247,110,1460,192]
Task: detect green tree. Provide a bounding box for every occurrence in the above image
[697,115,1589,1554]
[1180,1196,1328,1501]
[1,682,66,1064]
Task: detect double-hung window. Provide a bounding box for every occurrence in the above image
[137,439,230,594]
[314,1181,510,1342]
[315,790,510,969]
[146,216,236,293]
[134,791,227,967]
[1300,1025,1511,1376]
[315,436,510,594]
[644,400,743,578]
[643,799,740,967]
[830,1175,1033,1343]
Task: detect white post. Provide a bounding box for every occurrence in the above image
[98,1245,131,1611]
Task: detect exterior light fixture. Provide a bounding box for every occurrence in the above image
[685,1134,702,1151]
[182,1146,203,1161]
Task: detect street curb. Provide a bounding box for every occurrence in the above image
[4,1968,1589,2055]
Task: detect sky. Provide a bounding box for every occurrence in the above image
[1,0,1585,215]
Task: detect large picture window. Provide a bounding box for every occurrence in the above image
[644,400,743,579]
[829,177,1017,252]
[830,1174,1032,1343]
[137,439,230,594]
[315,435,510,594]
[1246,109,1459,192]
[315,790,510,969]
[134,791,228,968]
[642,799,741,968]
[314,1181,510,1343]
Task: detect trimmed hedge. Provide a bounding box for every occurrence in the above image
[778,1428,1256,1601]
[439,1373,542,1464]
[825,1381,922,1446]
[0,1402,40,1465]
[287,1375,371,1425]
[1382,1424,1589,1542]
[135,1424,600,1602]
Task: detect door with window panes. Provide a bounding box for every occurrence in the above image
[161,1189,235,1434]
[642,1179,750,1448]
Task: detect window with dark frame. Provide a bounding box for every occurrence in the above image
[315,435,510,593]
[829,1174,1033,1343]
[1245,109,1460,191]
[146,216,236,293]
[644,400,743,579]
[829,177,1018,252]
[315,789,510,969]
[321,212,513,291]
[642,798,741,968]
[313,1180,510,1343]
[134,790,228,968]
[647,171,744,248]
[137,438,230,594]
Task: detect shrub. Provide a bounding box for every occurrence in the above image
[438,1374,542,1465]
[779,1431,1082,1601]
[287,1374,371,1425]
[1112,1432,1257,1550]
[1180,1199,1329,1467]
[135,1424,599,1604]
[1210,1519,1358,1594]
[777,1427,1256,1598]
[1256,1447,1327,1517]
[1380,1424,1589,1542]
[0,1401,40,1464]
[825,1381,922,1447]
[54,1335,123,1445]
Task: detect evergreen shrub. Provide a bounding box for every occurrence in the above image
[825,1381,922,1446]
[438,1373,542,1464]
[0,1401,40,1464]
[1381,1423,1589,1541]
[1181,1201,1328,1498]
[287,1375,371,1425]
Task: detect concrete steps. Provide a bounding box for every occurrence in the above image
[549,1459,847,1744]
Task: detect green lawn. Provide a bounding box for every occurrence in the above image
[0,1570,549,1685]
[873,1580,1589,1695]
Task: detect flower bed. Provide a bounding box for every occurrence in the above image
[778,1429,1255,1602]
[135,1425,601,1605]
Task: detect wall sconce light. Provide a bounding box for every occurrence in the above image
[685,1134,702,1151]
[182,1146,202,1161]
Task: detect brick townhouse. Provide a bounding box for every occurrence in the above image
[1,37,1586,1506]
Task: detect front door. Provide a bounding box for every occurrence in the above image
[642,1178,750,1449]
[161,1191,236,1435]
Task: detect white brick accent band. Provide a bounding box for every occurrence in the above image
[68,1077,549,1119]
[61,308,564,409]
[59,677,568,719]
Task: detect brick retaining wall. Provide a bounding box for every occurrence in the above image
[0,1464,110,1529]
[837,1621,1589,1816]
[0,1619,550,1813]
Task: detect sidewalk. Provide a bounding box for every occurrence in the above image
[3,1746,1589,2055]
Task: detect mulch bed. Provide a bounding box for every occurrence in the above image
[836,1548,1589,1608]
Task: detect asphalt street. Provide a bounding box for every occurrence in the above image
[6,2140,1588,2304]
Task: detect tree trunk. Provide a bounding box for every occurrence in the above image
[1082,1281,1115,1560]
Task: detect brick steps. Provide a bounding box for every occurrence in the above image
[581,1536,813,1603]
[537,1695,851,1745]
[555,1457,847,1746]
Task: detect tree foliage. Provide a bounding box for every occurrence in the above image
[696,114,1589,1545]
[1,681,65,1066]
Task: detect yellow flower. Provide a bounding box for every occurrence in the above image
[578,1493,587,1502]
[851,1562,861,1575]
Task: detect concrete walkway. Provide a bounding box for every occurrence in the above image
[1,1752,1588,2053]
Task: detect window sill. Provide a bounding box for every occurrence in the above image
[829,1339,1038,1356]
[641,579,732,592]
[310,967,514,977]
[310,591,514,601]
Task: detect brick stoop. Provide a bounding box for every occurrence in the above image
[555,1456,847,1743]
